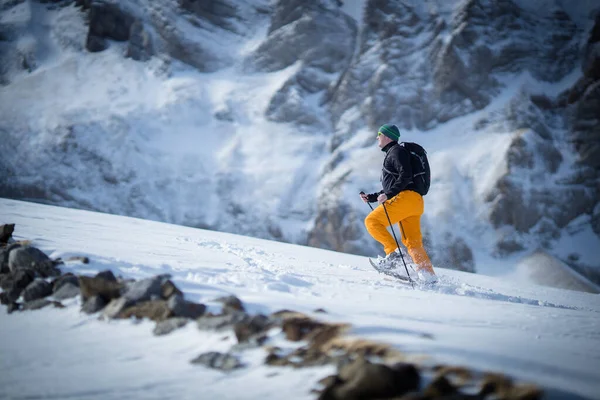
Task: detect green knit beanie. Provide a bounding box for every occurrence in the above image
[378,124,400,141]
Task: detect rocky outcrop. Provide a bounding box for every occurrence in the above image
[245,0,356,129]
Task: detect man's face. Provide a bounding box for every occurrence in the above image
[377,132,392,148]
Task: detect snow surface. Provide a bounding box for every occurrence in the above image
[1,198,599,399]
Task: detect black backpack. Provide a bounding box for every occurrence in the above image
[400,142,431,196]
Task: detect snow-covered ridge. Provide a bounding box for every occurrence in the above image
[1,199,599,399]
[0,0,598,286]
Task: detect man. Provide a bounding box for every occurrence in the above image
[360,124,437,283]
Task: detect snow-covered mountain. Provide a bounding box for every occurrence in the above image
[0,0,599,285]
[1,199,599,399]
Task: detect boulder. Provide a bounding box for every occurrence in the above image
[123,275,169,304]
[78,275,123,302]
[190,351,242,371]
[118,300,171,321]
[52,273,79,293]
[82,295,108,314]
[233,314,271,343]
[126,20,153,61]
[161,279,183,300]
[95,270,117,282]
[214,294,245,313]
[8,246,59,277]
[53,282,81,300]
[153,317,188,336]
[22,279,53,302]
[102,297,128,318]
[0,223,14,244]
[87,1,134,48]
[197,311,249,331]
[167,294,206,319]
[319,358,420,400]
[22,298,64,311]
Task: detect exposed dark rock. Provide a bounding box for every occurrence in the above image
[197,311,249,331]
[434,234,475,273]
[7,302,20,314]
[167,294,206,319]
[247,0,356,128]
[126,20,153,61]
[119,300,171,321]
[102,297,128,318]
[22,298,64,311]
[85,32,107,53]
[178,0,241,33]
[0,267,34,291]
[424,375,459,398]
[153,317,188,336]
[0,223,14,244]
[190,351,242,371]
[22,279,53,302]
[215,294,245,313]
[79,275,123,302]
[52,273,79,293]
[233,314,271,343]
[95,270,117,282]
[8,246,59,277]
[122,275,172,306]
[81,295,107,314]
[53,282,80,300]
[318,358,420,400]
[88,1,134,41]
[161,279,183,300]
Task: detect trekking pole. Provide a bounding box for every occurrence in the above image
[361,192,414,287]
[382,202,414,287]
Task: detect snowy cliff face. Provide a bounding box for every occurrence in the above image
[0,0,598,281]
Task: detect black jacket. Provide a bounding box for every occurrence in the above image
[379,142,416,199]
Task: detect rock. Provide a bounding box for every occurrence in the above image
[88,1,134,41]
[197,311,249,331]
[86,34,107,52]
[53,282,80,300]
[81,295,107,314]
[22,279,53,302]
[153,317,188,336]
[319,358,420,400]
[52,273,79,293]
[233,314,271,343]
[167,294,206,319]
[282,317,326,341]
[95,270,117,282]
[190,351,242,371]
[123,275,167,305]
[0,223,14,244]
[0,291,8,305]
[161,279,183,300]
[215,295,245,313]
[434,234,476,273]
[118,300,171,321]
[22,298,64,311]
[0,268,34,291]
[102,297,128,318]
[7,302,20,314]
[423,375,458,398]
[126,20,153,61]
[8,246,54,274]
[78,275,123,302]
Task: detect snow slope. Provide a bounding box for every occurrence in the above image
[1,1,599,286]
[1,198,599,399]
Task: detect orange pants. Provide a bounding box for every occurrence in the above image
[364,190,434,274]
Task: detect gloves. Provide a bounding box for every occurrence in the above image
[366,192,380,203]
